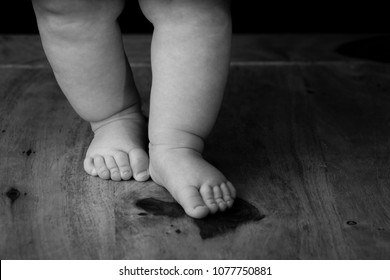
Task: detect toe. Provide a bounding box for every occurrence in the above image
[213,185,227,212]
[174,186,209,219]
[221,182,234,208]
[199,184,218,214]
[84,157,97,176]
[93,156,110,180]
[104,156,121,181]
[129,148,149,182]
[113,152,132,180]
[227,181,236,199]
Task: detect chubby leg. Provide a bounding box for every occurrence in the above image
[139,0,236,218]
[32,0,149,181]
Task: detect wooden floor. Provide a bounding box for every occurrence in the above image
[1,34,390,259]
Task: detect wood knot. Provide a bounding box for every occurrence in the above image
[6,188,21,204]
[22,149,36,156]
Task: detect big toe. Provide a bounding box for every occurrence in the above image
[129,148,149,181]
[174,186,209,219]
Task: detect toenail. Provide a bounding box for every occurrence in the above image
[122,170,130,175]
[195,205,208,210]
[136,171,148,179]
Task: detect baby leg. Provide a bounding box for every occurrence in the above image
[32,0,149,181]
[139,0,236,218]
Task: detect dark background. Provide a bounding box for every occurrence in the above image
[0,1,388,34]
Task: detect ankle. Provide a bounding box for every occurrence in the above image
[149,126,206,152]
[90,102,144,132]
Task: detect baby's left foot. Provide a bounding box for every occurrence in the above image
[149,145,236,218]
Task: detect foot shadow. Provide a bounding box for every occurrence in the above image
[136,197,265,239]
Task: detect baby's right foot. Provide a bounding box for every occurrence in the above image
[83,105,149,182]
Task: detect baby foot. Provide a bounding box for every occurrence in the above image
[149,145,236,218]
[83,106,149,181]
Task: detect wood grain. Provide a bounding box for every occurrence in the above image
[1,35,390,259]
[0,69,115,259]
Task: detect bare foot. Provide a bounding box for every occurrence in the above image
[83,105,149,181]
[149,144,236,218]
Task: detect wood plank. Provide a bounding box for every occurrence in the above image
[1,50,390,259]
[0,69,116,259]
[230,34,380,63]
[0,34,384,67]
[300,63,390,258]
[114,63,390,259]
[195,65,348,259]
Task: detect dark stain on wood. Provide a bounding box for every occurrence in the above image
[193,198,265,239]
[136,197,265,239]
[135,198,185,218]
[335,35,390,63]
[306,89,315,95]
[5,188,21,204]
[22,149,36,156]
[1,129,5,133]
[137,212,148,216]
